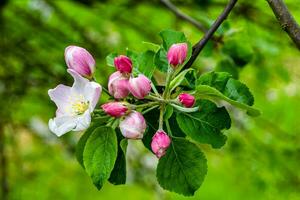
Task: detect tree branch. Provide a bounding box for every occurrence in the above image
[266,0,300,49]
[183,0,238,69]
[160,0,207,33]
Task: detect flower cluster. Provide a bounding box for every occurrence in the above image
[49,42,195,158]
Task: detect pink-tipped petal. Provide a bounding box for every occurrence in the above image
[128,74,151,99]
[167,43,188,68]
[151,130,171,158]
[119,111,146,139]
[178,93,195,108]
[114,55,132,73]
[108,71,130,99]
[65,45,95,78]
[101,102,128,117]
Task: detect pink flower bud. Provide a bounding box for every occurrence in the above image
[151,130,171,158]
[167,43,188,67]
[101,102,128,117]
[114,55,133,73]
[128,74,151,99]
[108,71,130,99]
[65,45,95,78]
[119,111,146,139]
[178,93,195,108]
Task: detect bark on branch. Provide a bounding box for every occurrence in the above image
[267,0,300,49]
[160,0,207,33]
[184,0,238,69]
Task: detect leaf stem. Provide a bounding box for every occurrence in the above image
[158,104,165,130]
[131,102,159,109]
[165,119,173,136]
[151,82,160,97]
[142,105,159,114]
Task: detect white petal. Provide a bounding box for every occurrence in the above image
[73,110,91,131]
[48,116,76,137]
[48,84,71,115]
[67,69,89,94]
[84,81,102,110]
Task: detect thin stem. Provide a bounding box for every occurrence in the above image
[142,105,159,115]
[102,87,110,95]
[146,95,166,103]
[151,82,160,97]
[160,0,207,33]
[132,102,159,109]
[158,104,165,130]
[183,0,238,69]
[162,67,173,100]
[165,119,173,136]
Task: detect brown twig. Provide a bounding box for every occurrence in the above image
[160,0,207,33]
[183,0,238,69]
[266,0,300,49]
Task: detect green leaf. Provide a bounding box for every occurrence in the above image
[196,71,260,116]
[215,57,239,79]
[196,85,260,116]
[142,41,161,52]
[176,100,230,148]
[197,71,232,92]
[137,50,156,78]
[154,48,169,72]
[106,53,118,67]
[167,114,186,138]
[109,129,128,185]
[164,105,173,120]
[156,137,207,196]
[75,119,109,168]
[83,126,118,190]
[159,29,187,50]
[142,108,159,151]
[169,68,194,92]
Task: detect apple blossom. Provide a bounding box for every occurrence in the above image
[108,71,130,99]
[167,43,188,67]
[101,102,128,117]
[114,55,132,73]
[151,130,171,158]
[48,69,101,136]
[65,45,96,78]
[119,111,146,139]
[128,74,151,99]
[178,93,195,108]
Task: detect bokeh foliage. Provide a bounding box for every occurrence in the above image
[0,0,300,199]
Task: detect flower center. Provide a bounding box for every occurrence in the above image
[72,100,89,115]
[68,94,89,115]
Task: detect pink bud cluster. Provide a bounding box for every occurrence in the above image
[101,101,146,139]
[108,55,152,100]
[102,55,153,140]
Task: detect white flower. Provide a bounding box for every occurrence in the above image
[48,69,101,136]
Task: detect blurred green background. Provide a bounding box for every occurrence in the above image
[0,0,300,199]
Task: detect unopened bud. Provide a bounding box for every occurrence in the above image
[151,130,171,158]
[119,111,146,139]
[167,43,188,67]
[128,74,151,99]
[114,55,132,73]
[101,102,128,117]
[65,45,95,78]
[108,71,130,99]
[178,93,195,108]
